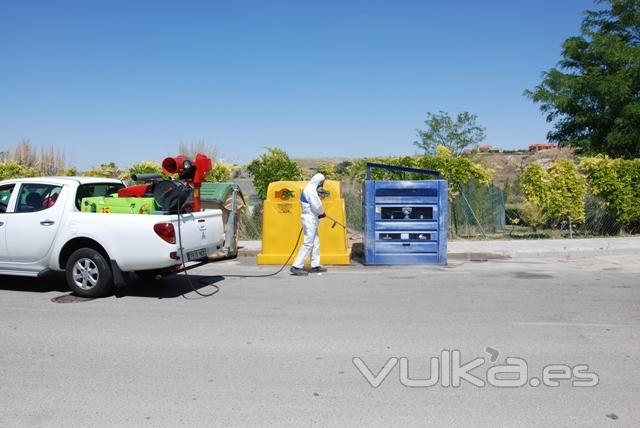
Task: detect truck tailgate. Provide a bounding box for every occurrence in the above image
[172,211,225,261]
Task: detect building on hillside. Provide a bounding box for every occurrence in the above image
[529,143,557,152]
[476,144,500,153]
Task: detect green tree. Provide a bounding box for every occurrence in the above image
[526,0,640,158]
[246,148,303,200]
[83,162,121,178]
[315,163,336,179]
[348,146,492,198]
[334,160,353,178]
[414,111,486,155]
[579,155,640,230]
[127,160,163,181]
[206,161,232,182]
[0,162,39,180]
[61,167,78,176]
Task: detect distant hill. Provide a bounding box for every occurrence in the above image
[467,147,577,188]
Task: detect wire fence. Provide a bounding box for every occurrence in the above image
[238,180,637,241]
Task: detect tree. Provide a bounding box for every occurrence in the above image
[83,162,121,178]
[526,0,640,158]
[246,148,303,200]
[414,111,486,155]
[126,160,164,182]
[347,146,492,198]
[579,155,640,231]
[0,161,39,180]
[206,161,232,182]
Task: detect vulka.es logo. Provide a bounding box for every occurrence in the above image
[353,348,599,388]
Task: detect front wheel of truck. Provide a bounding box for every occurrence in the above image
[65,248,114,298]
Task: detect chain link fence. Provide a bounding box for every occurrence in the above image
[239,180,637,241]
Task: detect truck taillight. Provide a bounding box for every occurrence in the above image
[154,223,176,244]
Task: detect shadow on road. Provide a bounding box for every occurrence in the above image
[0,272,225,301]
[114,273,226,299]
[0,273,69,294]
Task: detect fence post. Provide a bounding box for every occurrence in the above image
[568,216,573,239]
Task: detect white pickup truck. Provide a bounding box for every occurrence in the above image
[0,176,226,297]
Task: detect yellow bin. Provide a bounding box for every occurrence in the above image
[257,180,351,265]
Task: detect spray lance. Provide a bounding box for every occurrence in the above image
[323,213,347,230]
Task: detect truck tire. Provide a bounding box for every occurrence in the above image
[65,248,114,298]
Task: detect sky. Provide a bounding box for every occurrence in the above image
[0,0,596,170]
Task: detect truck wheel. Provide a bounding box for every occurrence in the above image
[65,248,114,298]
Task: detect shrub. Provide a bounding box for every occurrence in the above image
[246,148,303,200]
[579,156,640,232]
[0,162,39,180]
[520,159,586,229]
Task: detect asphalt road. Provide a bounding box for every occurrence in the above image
[1,255,639,427]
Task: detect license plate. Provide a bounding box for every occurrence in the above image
[186,248,208,261]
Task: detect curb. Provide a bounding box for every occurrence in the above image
[238,243,640,261]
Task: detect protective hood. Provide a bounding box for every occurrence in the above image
[300,173,326,218]
[309,173,326,187]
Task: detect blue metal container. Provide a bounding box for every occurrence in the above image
[363,163,448,265]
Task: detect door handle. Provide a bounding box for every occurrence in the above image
[40,220,55,226]
[0,221,4,226]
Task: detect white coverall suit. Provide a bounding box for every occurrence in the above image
[292,173,326,269]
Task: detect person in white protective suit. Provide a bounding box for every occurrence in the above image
[290,173,328,276]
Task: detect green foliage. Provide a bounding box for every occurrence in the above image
[526,0,640,158]
[205,161,232,182]
[123,161,164,182]
[238,202,263,239]
[246,148,303,200]
[579,155,640,230]
[61,167,78,176]
[315,163,336,179]
[505,203,527,226]
[83,162,121,178]
[0,162,39,180]
[348,146,492,199]
[414,111,486,155]
[334,161,353,178]
[520,159,586,229]
[344,190,363,232]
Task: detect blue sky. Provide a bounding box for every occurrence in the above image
[1,0,595,170]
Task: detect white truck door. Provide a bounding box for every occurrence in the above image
[5,182,66,263]
[0,183,17,260]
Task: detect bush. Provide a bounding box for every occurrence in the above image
[126,161,164,182]
[520,159,586,229]
[344,189,363,232]
[246,148,303,200]
[206,162,232,182]
[83,162,121,179]
[579,156,640,233]
[0,161,39,180]
[346,146,492,200]
[583,194,621,236]
[505,203,527,226]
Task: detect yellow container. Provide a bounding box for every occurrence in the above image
[257,180,351,265]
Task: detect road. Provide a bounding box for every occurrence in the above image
[1,255,639,427]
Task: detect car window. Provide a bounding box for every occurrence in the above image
[0,184,15,213]
[16,183,64,213]
[75,183,125,210]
